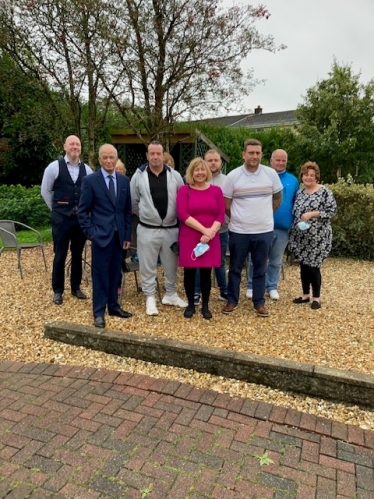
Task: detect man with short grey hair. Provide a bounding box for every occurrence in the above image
[78,144,133,328]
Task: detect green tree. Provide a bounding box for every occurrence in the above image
[296,61,374,183]
[195,123,300,174]
[0,0,120,166]
[0,0,284,158]
[0,54,70,186]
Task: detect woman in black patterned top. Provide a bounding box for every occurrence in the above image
[288,162,337,310]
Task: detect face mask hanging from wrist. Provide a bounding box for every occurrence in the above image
[191,242,210,260]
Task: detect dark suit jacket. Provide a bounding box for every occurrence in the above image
[78,170,132,247]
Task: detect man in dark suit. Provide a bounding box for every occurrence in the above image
[78,144,133,328]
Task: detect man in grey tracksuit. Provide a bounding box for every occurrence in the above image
[130,140,187,315]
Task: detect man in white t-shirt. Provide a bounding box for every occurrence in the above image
[222,139,283,317]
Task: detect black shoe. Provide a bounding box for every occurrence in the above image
[293,296,310,304]
[202,307,212,320]
[184,305,195,318]
[94,316,105,328]
[71,289,87,300]
[108,308,132,318]
[53,293,63,305]
[311,300,321,310]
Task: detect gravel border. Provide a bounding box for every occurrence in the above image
[1,244,374,429]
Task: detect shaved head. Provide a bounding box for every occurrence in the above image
[270,149,288,173]
[63,135,81,164]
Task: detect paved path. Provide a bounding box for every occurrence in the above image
[0,362,373,499]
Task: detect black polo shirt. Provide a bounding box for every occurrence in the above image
[148,166,168,221]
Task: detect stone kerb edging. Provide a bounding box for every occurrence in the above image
[44,321,374,408]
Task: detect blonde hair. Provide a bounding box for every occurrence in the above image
[185,157,212,185]
[300,161,320,182]
[163,152,175,168]
[115,159,126,175]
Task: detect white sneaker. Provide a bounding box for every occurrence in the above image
[146,296,159,315]
[269,290,279,300]
[246,289,253,299]
[162,293,188,307]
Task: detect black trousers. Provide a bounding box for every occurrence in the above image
[184,267,211,306]
[51,211,86,294]
[300,263,321,298]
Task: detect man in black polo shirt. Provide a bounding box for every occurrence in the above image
[41,135,93,305]
[130,141,187,315]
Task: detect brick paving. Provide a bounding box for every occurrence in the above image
[0,362,373,499]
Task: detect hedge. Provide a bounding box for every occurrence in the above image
[0,185,50,228]
[0,180,373,260]
[328,178,374,260]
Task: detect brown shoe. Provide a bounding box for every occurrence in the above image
[254,305,269,317]
[222,303,237,314]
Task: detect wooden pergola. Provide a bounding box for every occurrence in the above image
[110,128,229,177]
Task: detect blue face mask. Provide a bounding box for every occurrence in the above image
[191,242,210,260]
[297,221,310,231]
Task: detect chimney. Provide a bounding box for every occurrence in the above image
[255,105,262,115]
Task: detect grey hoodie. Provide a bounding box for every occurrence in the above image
[130,163,184,227]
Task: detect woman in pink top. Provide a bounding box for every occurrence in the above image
[177,158,225,319]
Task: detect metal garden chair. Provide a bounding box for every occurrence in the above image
[0,220,47,278]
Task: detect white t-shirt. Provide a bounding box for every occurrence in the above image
[223,164,283,234]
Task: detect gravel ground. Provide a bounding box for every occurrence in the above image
[1,244,374,429]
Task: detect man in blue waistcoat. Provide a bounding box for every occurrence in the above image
[41,135,93,305]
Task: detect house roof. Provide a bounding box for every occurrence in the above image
[232,110,298,128]
[195,110,298,129]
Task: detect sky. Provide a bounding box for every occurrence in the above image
[237,0,374,114]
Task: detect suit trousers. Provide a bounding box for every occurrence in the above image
[91,232,122,317]
[51,212,86,294]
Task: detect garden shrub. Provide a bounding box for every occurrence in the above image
[0,185,50,228]
[328,178,374,260]
[1,180,374,260]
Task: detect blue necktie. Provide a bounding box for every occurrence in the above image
[108,175,116,204]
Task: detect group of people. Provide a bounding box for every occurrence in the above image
[41,135,337,327]
[221,139,336,315]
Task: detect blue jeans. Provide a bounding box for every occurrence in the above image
[195,231,228,295]
[247,229,289,292]
[227,231,273,306]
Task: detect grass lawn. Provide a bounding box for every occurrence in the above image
[17,226,52,244]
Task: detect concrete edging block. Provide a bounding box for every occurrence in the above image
[44,320,374,408]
